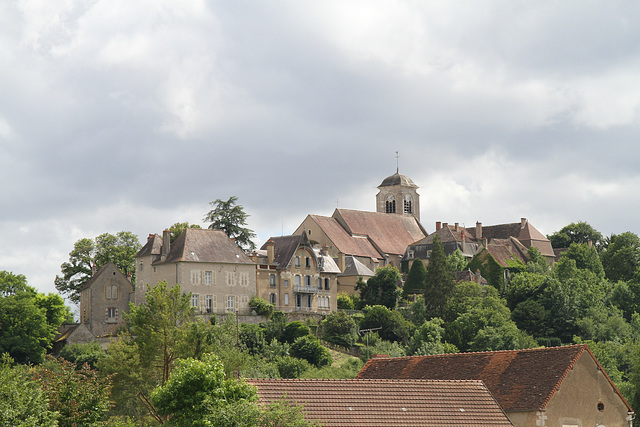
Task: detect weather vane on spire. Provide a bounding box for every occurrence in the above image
[395,151,399,173]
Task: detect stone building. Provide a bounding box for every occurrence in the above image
[135,228,257,315]
[375,171,421,222]
[250,232,340,312]
[79,262,134,337]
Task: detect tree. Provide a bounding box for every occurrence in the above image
[55,231,141,303]
[423,236,455,319]
[547,221,604,250]
[357,265,402,309]
[204,196,257,251]
[0,353,58,427]
[447,249,468,272]
[35,356,113,427]
[360,305,414,344]
[290,335,332,368]
[560,242,605,279]
[169,222,202,243]
[59,341,105,370]
[320,310,358,347]
[402,259,426,298]
[601,232,640,283]
[407,318,449,356]
[0,270,30,296]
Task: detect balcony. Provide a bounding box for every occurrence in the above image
[293,284,318,293]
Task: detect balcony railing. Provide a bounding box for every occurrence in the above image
[293,285,319,293]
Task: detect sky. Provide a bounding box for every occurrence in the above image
[1,0,639,299]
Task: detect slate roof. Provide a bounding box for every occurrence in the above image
[334,209,427,256]
[80,262,130,291]
[378,172,418,188]
[153,228,253,264]
[468,220,554,258]
[137,234,163,257]
[261,234,304,267]
[247,378,513,426]
[356,345,633,413]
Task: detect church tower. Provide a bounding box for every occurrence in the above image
[376,171,420,222]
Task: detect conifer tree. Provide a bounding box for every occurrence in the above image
[402,259,427,299]
[424,235,455,319]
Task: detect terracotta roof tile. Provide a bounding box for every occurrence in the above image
[357,345,632,413]
[247,378,512,426]
[308,215,383,259]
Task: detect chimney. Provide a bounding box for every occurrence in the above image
[266,239,275,264]
[476,222,482,240]
[338,253,346,272]
[455,222,459,232]
[147,233,155,243]
[521,218,527,228]
[321,244,329,256]
[475,269,482,284]
[161,229,170,261]
[435,221,442,231]
[443,222,448,229]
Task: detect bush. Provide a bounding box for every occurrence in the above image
[275,355,310,378]
[283,321,310,344]
[249,297,275,318]
[239,323,266,355]
[59,341,105,370]
[337,293,355,310]
[290,335,332,368]
[320,311,357,347]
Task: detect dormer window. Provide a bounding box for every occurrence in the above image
[295,256,300,268]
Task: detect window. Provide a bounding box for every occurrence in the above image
[139,262,143,272]
[191,294,199,309]
[153,266,157,273]
[105,285,118,300]
[295,256,300,268]
[305,276,311,287]
[240,272,250,287]
[205,271,212,285]
[284,279,289,288]
[239,295,249,309]
[295,275,301,287]
[306,295,312,308]
[191,270,202,285]
[385,197,396,213]
[226,272,237,287]
[206,295,213,313]
[106,307,117,322]
[305,257,311,268]
[404,197,412,214]
[325,278,330,290]
[296,294,302,308]
[269,274,276,287]
[270,293,276,305]
[284,293,289,305]
[317,278,322,290]
[227,296,235,311]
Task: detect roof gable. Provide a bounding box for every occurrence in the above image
[136,234,163,257]
[248,378,513,426]
[356,345,631,413]
[306,215,382,259]
[81,262,131,291]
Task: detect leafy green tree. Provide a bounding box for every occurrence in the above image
[402,259,426,298]
[169,222,202,243]
[547,221,604,250]
[59,341,105,370]
[283,321,311,344]
[424,236,455,318]
[55,231,141,303]
[0,353,58,427]
[407,318,448,356]
[204,196,257,251]
[356,265,402,309]
[504,272,545,310]
[0,270,30,296]
[337,292,355,310]
[275,355,311,378]
[360,305,414,344]
[320,310,358,347]
[560,242,605,279]
[263,311,287,343]
[35,356,112,427]
[601,232,640,283]
[249,296,275,318]
[447,249,468,272]
[100,282,194,421]
[290,335,332,368]
[359,332,406,361]
[525,246,550,274]
[239,323,266,355]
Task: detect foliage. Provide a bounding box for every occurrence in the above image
[239,323,266,355]
[59,341,105,370]
[54,231,141,303]
[601,232,640,282]
[320,310,358,347]
[0,353,58,427]
[300,358,364,380]
[446,249,468,272]
[402,259,426,298]
[360,305,414,344]
[560,242,605,279]
[423,236,455,318]
[151,353,257,427]
[356,265,402,309]
[290,335,333,368]
[359,332,406,361]
[283,321,311,344]
[504,272,546,311]
[525,246,550,274]
[263,311,287,343]
[467,249,505,291]
[0,270,30,296]
[249,296,275,318]
[169,222,202,243]
[337,292,355,310]
[407,318,448,356]
[204,196,257,251]
[547,221,604,250]
[35,355,113,427]
[275,355,311,378]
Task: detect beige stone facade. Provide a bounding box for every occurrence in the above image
[375,172,421,222]
[252,233,339,313]
[79,262,134,337]
[135,228,257,315]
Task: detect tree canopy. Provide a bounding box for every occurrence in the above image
[54,231,141,303]
[204,196,257,251]
[356,265,402,309]
[547,221,604,250]
[169,222,202,243]
[423,236,455,319]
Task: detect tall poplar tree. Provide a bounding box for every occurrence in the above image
[424,235,455,319]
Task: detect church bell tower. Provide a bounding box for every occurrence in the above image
[376,171,420,222]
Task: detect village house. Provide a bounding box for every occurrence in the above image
[249,232,340,312]
[356,345,634,427]
[247,378,513,426]
[135,228,257,314]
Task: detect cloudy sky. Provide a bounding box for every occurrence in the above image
[1,0,639,298]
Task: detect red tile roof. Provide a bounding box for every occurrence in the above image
[307,214,383,259]
[247,378,513,426]
[357,345,633,413]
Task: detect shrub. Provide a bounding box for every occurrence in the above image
[283,321,310,344]
[290,335,332,367]
[249,297,275,318]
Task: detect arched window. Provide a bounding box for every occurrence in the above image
[404,198,412,214]
[385,197,396,213]
[270,293,276,305]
